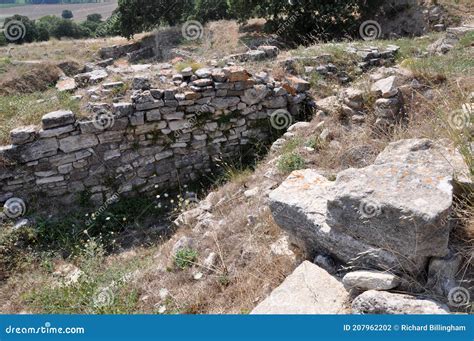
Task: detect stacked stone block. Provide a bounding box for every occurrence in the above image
[0,67,309,210]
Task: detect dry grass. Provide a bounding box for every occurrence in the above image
[0,63,62,96]
[0,88,81,145]
[0,37,124,64]
[134,179,299,314]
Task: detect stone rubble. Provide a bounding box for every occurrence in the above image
[428,25,474,54]
[352,290,450,314]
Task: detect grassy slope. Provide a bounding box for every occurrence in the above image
[0,7,473,313]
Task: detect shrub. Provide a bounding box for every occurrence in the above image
[86,13,103,23]
[61,10,74,20]
[0,226,37,281]
[3,15,38,44]
[174,248,198,269]
[51,19,91,39]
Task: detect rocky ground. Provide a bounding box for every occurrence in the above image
[0,3,473,314]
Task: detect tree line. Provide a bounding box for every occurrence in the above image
[2,0,385,46]
[0,11,119,45]
[115,0,384,44]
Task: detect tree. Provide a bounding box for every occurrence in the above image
[94,13,121,37]
[61,10,74,20]
[3,15,38,44]
[115,0,195,38]
[52,19,90,39]
[228,0,384,45]
[86,13,103,23]
[193,0,232,23]
[36,24,50,42]
[37,15,62,33]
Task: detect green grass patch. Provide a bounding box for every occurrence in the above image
[277,152,305,173]
[175,60,204,73]
[0,89,80,144]
[174,248,198,269]
[0,57,12,74]
[281,137,303,154]
[32,194,168,257]
[402,48,474,82]
[459,31,474,48]
[23,241,148,314]
[305,136,326,150]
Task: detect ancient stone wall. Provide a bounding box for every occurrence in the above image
[0,67,309,211]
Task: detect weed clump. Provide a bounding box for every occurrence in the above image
[277,152,305,173]
[174,248,198,269]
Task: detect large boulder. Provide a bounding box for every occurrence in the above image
[269,139,469,275]
[374,138,471,188]
[251,261,349,314]
[352,290,450,314]
[269,170,402,271]
[326,139,469,273]
[326,162,452,270]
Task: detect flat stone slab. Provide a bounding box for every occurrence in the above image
[352,290,450,314]
[251,261,349,314]
[371,76,399,98]
[42,110,75,130]
[374,138,472,188]
[10,126,37,145]
[56,77,77,92]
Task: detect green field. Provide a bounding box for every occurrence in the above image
[0,1,118,21]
